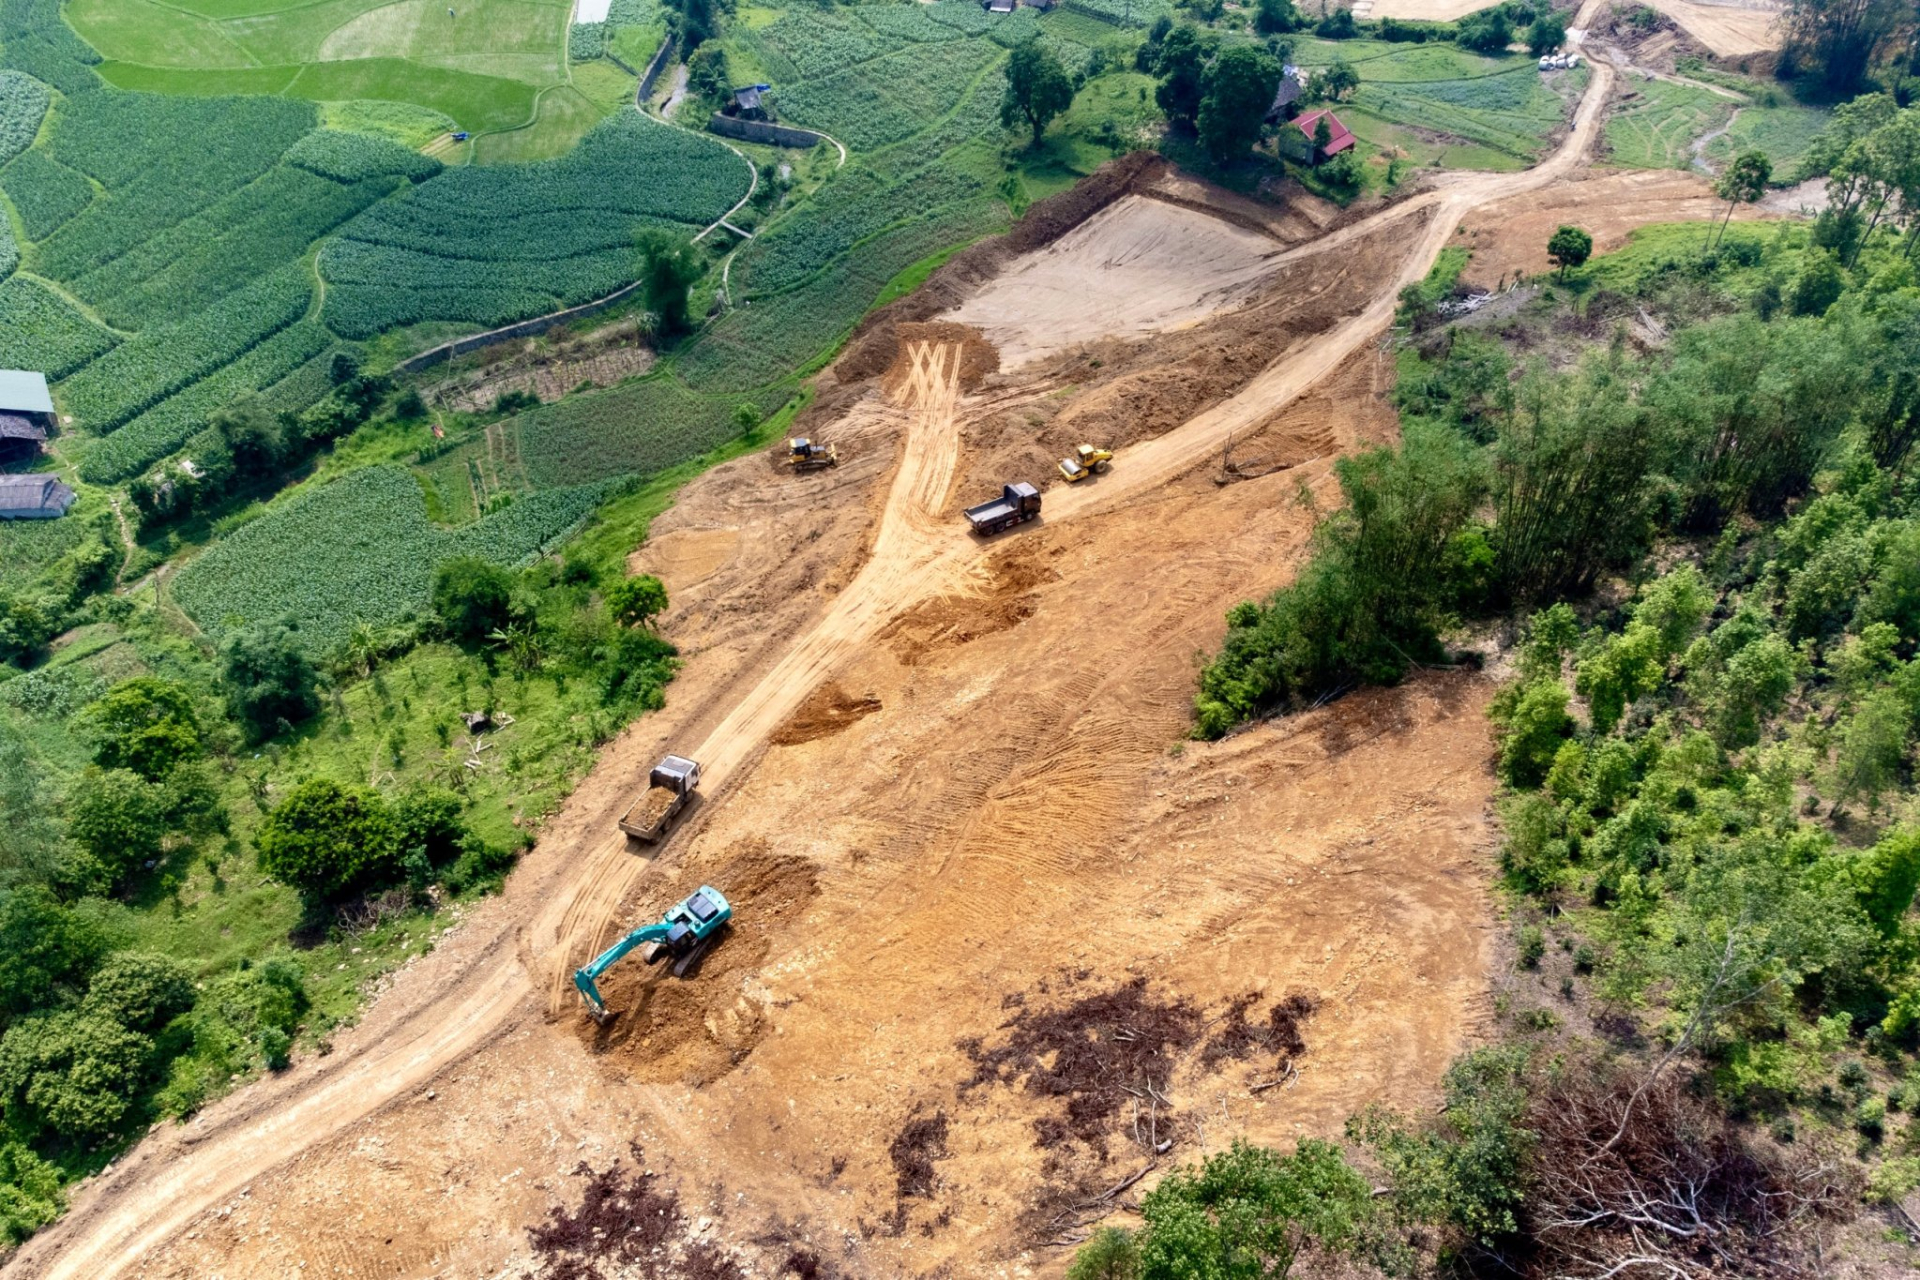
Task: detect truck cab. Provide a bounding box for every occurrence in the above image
[650,755,700,793]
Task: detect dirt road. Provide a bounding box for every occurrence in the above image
[11,63,1613,1280]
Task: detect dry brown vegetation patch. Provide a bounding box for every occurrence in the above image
[525,1150,743,1280]
[1200,990,1319,1073]
[887,1109,951,1201]
[958,976,1204,1155]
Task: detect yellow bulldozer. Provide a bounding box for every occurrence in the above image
[785,437,838,471]
[1057,444,1113,484]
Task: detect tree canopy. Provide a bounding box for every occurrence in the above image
[1001,40,1075,148]
[1198,45,1281,163]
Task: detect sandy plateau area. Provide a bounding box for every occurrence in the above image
[1373,0,1781,57]
[12,54,1815,1280]
[946,194,1293,368]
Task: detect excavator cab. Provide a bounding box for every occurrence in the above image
[1058,444,1113,484]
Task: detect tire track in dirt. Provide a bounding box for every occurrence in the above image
[12,67,1613,1280]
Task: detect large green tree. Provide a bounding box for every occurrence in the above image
[1154,25,1215,127]
[1001,39,1075,148]
[64,769,166,887]
[1711,151,1771,250]
[635,231,705,338]
[607,574,669,629]
[0,889,104,1021]
[220,621,321,743]
[1133,1139,1373,1279]
[256,779,402,900]
[431,556,516,642]
[1546,224,1591,278]
[1197,45,1281,163]
[78,677,202,782]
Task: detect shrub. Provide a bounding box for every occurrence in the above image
[1516,924,1546,968]
[82,952,195,1034]
[432,555,516,641]
[1495,680,1573,788]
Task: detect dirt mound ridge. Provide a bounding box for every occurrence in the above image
[771,682,883,746]
[574,844,819,1085]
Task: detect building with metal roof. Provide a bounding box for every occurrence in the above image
[0,371,54,424]
[0,473,76,520]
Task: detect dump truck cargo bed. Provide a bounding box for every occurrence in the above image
[619,777,691,840]
[964,482,1041,535]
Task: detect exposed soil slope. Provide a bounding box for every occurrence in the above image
[9,61,1669,1280]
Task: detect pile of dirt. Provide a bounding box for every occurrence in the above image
[771,682,883,746]
[525,1149,743,1280]
[958,976,1204,1155]
[877,542,1060,667]
[869,322,999,395]
[626,786,678,831]
[575,844,819,1085]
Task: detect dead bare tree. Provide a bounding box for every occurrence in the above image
[1527,1058,1856,1279]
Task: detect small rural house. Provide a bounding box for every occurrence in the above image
[1265,66,1305,123]
[0,473,76,520]
[0,370,54,468]
[984,0,1015,14]
[1282,108,1356,165]
[726,84,770,120]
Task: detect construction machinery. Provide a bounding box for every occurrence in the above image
[574,885,732,1021]
[1057,444,1113,484]
[964,482,1041,535]
[618,755,700,842]
[785,437,838,471]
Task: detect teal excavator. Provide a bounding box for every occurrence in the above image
[573,885,732,1023]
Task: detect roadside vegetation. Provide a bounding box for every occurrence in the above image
[1164,103,1920,1278]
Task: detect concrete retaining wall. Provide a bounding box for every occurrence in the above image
[706,114,822,149]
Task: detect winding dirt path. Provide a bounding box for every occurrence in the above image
[9,60,1613,1280]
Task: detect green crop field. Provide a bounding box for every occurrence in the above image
[70,0,572,137]
[171,464,606,650]
[319,113,746,337]
[1605,74,1734,170]
[1291,41,1584,171]
[1703,100,1831,180]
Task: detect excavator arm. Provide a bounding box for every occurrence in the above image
[573,923,673,1018]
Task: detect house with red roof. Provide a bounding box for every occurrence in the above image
[1282,108,1356,166]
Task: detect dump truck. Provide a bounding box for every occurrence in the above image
[574,884,732,1021]
[619,755,700,841]
[964,482,1041,535]
[1058,444,1113,484]
[785,437,838,471]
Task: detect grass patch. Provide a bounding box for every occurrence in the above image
[1604,74,1734,171]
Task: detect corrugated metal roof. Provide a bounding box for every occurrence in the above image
[1295,109,1357,155]
[0,473,76,516]
[0,370,52,417]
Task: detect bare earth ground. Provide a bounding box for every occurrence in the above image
[18,59,1820,1280]
[946,194,1297,369]
[1375,0,1781,57]
[1453,167,1765,289]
